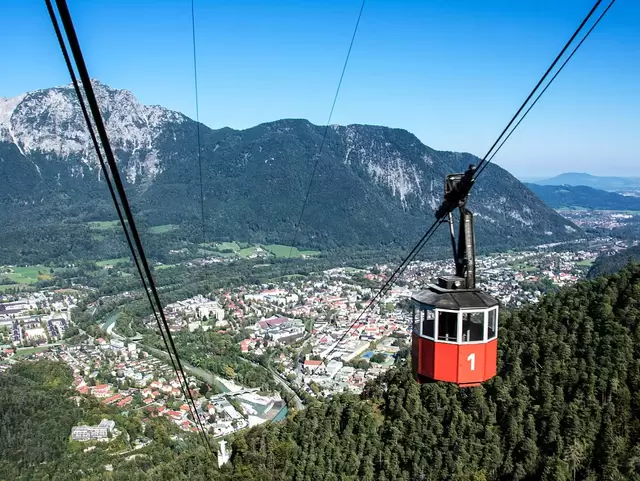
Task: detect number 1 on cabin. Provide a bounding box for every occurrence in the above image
[467,352,475,371]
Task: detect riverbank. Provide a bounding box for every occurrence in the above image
[141,344,230,393]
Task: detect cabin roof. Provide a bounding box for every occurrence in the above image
[412,286,499,310]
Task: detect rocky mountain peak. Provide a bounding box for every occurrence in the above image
[0,80,188,182]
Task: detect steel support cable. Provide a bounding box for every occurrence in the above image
[187,1,215,453]
[187,1,215,449]
[47,1,210,451]
[286,0,366,262]
[311,0,614,377]
[51,0,213,452]
[475,0,616,179]
[191,0,208,281]
[43,0,188,420]
[474,0,603,177]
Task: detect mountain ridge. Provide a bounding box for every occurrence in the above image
[0,81,579,263]
[536,172,640,192]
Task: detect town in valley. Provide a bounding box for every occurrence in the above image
[0,233,631,449]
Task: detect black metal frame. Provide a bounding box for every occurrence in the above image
[439,164,477,289]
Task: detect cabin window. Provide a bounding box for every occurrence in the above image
[422,309,435,339]
[488,309,498,340]
[412,305,416,332]
[437,311,458,342]
[462,311,485,342]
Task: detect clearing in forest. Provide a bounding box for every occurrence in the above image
[88,220,120,231]
[148,224,179,234]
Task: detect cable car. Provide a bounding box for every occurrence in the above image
[411,165,499,387]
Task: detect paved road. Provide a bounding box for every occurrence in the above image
[267,365,304,410]
[295,335,312,377]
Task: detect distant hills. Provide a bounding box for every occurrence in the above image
[535,172,640,192]
[0,81,579,264]
[526,183,640,211]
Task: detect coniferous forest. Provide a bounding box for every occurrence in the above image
[3,264,640,480]
[224,263,640,481]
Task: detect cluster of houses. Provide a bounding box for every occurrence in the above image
[403,241,614,308]
[561,210,639,230]
[2,236,623,412]
[0,291,76,346]
[17,337,285,439]
[142,295,228,333]
[219,239,620,396]
[221,273,412,395]
[240,316,306,353]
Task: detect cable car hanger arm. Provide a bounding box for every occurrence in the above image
[435,164,477,289]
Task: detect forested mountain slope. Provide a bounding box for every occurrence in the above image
[0,361,218,480]
[223,264,640,481]
[0,361,78,472]
[589,246,640,278]
[0,82,578,264]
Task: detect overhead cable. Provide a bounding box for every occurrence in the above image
[48,0,214,453]
[476,0,616,178]
[191,0,209,277]
[310,219,445,375]
[287,0,367,261]
[43,0,189,413]
[474,0,604,176]
[311,0,613,376]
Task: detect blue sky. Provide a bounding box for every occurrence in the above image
[1,0,638,177]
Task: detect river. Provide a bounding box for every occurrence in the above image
[101,311,119,333]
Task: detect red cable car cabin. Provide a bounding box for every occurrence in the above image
[411,165,500,387]
[411,278,499,387]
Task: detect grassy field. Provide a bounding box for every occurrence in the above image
[210,252,237,259]
[576,259,595,267]
[96,257,130,267]
[0,265,51,285]
[280,274,306,280]
[206,242,321,259]
[88,220,121,231]
[0,283,35,292]
[264,244,320,258]
[196,248,221,257]
[155,263,179,270]
[343,267,365,273]
[238,246,260,258]
[14,346,51,358]
[264,244,294,257]
[148,224,179,234]
[214,241,241,252]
